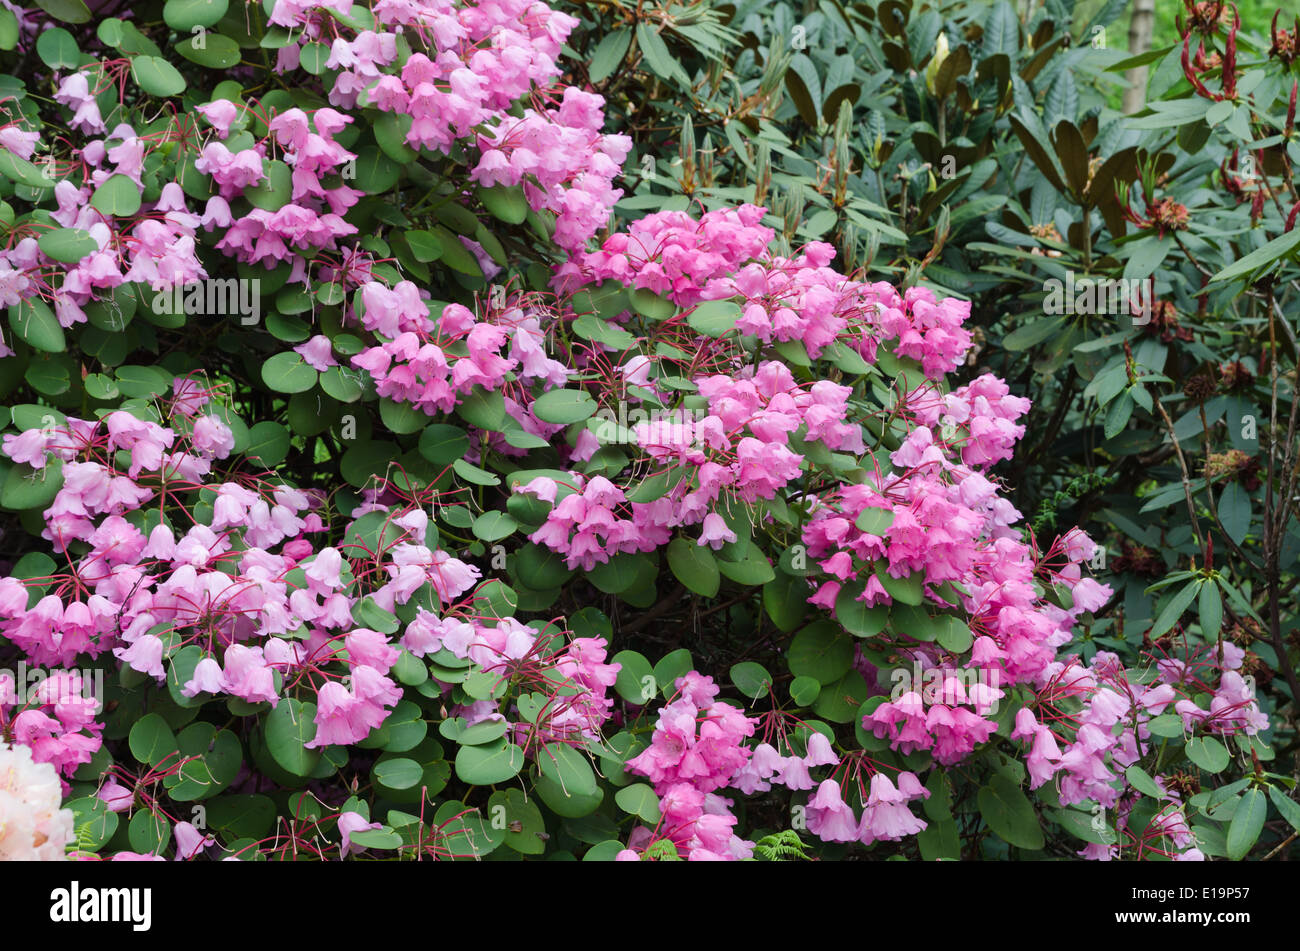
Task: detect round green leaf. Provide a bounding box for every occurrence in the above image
[686,299,740,337]
[245,421,290,467]
[479,185,528,224]
[264,698,320,776]
[615,783,661,823]
[454,738,525,785]
[36,26,80,68]
[163,0,229,29]
[611,650,656,704]
[131,55,187,97]
[261,351,319,394]
[729,661,773,699]
[666,536,719,597]
[418,424,469,464]
[789,675,821,706]
[1186,735,1230,774]
[129,713,178,767]
[788,620,854,685]
[533,388,598,425]
[1,457,63,511]
[178,32,241,69]
[472,510,517,542]
[91,173,142,217]
[245,159,291,211]
[629,287,675,320]
[33,0,91,24]
[373,757,423,790]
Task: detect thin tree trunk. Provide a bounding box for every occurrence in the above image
[1123,0,1157,114]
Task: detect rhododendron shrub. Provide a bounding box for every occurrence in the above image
[0,0,1287,862]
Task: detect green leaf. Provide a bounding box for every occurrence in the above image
[1268,787,1300,834]
[36,26,80,68]
[629,286,675,321]
[789,676,820,706]
[0,7,18,50]
[977,774,1044,850]
[37,228,98,263]
[589,29,631,83]
[612,650,656,704]
[1150,580,1200,638]
[479,185,528,224]
[666,537,719,598]
[131,55,187,96]
[615,783,661,823]
[635,23,689,86]
[533,388,598,425]
[452,457,500,486]
[729,661,773,699]
[8,298,66,352]
[163,0,229,30]
[404,229,443,262]
[490,787,547,853]
[261,351,319,394]
[687,299,740,337]
[456,386,507,430]
[1198,582,1223,641]
[245,421,290,468]
[1218,482,1250,545]
[1104,391,1134,439]
[1146,713,1183,738]
[178,32,241,69]
[379,397,427,434]
[653,648,694,696]
[34,0,92,24]
[244,159,292,211]
[472,510,517,542]
[715,547,775,585]
[91,174,142,217]
[935,615,973,653]
[204,794,276,840]
[352,146,400,195]
[319,365,365,402]
[834,582,890,637]
[587,552,653,595]
[874,563,924,606]
[854,507,896,535]
[1208,228,1300,286]
[1186,736,1229,774]
[373,757,423,790]
[418,424,469,465]
[788,621,854,685]
[1225,788,1267,860]
[129,809,171,855]
[1124,764,1163,798]
[298,41,329,74]
[536,743,598,800]
[374,113,416,162]
[348,827,402,850]
[129,713,178,767]
[0,150,50,189]
[455,738,525,785]
[264,698,320,776]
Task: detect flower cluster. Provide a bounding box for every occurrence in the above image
[621,673,757,860]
